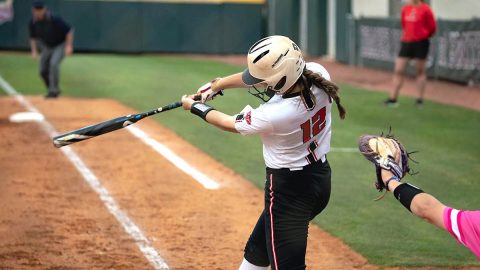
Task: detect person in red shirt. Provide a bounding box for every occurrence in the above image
[385,0,436,107]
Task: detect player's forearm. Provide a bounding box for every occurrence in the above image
[410,193,446,230]
[65,31,74,47]
[205,110,238,133]
[182,96,238,133]
[381,169,446,230]
[214,73,248,91]
[30,39,37,52]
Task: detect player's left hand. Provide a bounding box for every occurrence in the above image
[197,78,224,103]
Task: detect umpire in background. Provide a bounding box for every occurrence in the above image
[29,0,73,98]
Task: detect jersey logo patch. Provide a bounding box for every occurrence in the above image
[235,114,244,123]
[245,111,252,125]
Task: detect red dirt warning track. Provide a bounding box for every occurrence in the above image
[0,96,478,269]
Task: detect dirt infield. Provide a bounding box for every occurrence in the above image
[0,96,374,269]
[1,96,478,269]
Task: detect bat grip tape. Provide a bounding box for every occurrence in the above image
[190,102,215,121]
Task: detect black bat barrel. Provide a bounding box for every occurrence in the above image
[52,101,184,148]
[52,113,145,148]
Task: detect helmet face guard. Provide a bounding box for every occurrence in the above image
[247,85,276,103]
[242,35,305,100]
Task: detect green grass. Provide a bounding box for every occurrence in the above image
[1,52,479,267]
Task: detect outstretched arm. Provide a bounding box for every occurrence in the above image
[181,95,238,133]
[212,73,248,91]
[64,30,74,56]
[381,169,447,230]
[197,73,262,103]
[30,39,38,59]
[358,134,479,258]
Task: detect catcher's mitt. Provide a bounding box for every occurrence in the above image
[358,130,414,200]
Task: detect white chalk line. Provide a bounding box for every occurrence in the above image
[0,76,169,270]
[127,126,220,189]
[330,147,358,153]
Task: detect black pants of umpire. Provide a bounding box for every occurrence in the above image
[244,159,331,270]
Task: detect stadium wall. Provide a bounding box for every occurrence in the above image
[352,0,388,18]
[266,0,327,57]
[431,0,480,20]
[0,0,265,54]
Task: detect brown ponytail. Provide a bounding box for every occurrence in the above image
[303,69,346,119]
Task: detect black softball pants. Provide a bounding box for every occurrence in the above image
[243,159,331,270]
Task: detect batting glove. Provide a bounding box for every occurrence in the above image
[197,78,224,103]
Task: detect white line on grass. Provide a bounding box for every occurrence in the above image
[330,147,358,153]
[0,76,169,270]
[127,126,220,189]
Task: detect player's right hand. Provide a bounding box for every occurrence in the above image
[196,78,224,103]
[64,45,73,56]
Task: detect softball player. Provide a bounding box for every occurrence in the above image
[181,36,346,269]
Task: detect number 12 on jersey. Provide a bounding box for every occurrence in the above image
[300,106,326,143]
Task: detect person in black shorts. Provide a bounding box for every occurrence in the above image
[399,39,430,60]
[385,0,436,107]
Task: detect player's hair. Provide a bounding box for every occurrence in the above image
[302,69,346,119]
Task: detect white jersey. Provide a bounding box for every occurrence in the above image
[235,62,332,169]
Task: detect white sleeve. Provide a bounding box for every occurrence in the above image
[234,105,273,136]
[306,62,331,81]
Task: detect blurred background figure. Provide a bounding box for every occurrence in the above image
[29,0,73,99]
[385,0,436,108]
[0,0,13,24]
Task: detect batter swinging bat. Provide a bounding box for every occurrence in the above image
[53,98,197,148]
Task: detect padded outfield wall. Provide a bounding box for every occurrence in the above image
[0,0,265,54]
